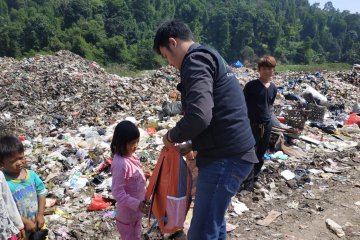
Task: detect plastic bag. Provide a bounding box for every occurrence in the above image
[345,113,360,127]
[301,85,327,105]
[162,101,182,116]
[309,122,337,134]
[29,229,48,240]
[284,93,307,105]
[87,194,112,211]
[352,103,360,114]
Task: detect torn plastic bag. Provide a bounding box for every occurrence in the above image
[301,85,327,105]
[284,93,307,106]
[162,101,183,116]
[309,122,337,134]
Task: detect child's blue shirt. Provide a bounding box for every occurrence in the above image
[5,170,48,220]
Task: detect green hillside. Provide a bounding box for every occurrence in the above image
[0,0,359,69]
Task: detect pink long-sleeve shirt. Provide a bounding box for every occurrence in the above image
[111,154,146,223]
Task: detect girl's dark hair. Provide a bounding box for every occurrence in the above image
[110,121,140,156]
[0,135,24,163]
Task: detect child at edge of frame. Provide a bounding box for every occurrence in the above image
[0,135,48,240]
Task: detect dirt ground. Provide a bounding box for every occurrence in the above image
[226,152,360,240]
[143,148,360,240]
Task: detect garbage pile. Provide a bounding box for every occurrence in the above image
[0,51,182,239]
[338,70,360,87]
[19,122,169,239]
[226,69,360,239]
[1,51,360,239]
[0,51,180,137]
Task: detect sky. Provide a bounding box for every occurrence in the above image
[308,0,360,13]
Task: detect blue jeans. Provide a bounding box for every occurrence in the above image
[187,157,254,240]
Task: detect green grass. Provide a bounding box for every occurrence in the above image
[276,63,352,72]
[106,62,353,76]
[105,63,145,78]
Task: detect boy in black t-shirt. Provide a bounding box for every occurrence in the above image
[243,55,277,191]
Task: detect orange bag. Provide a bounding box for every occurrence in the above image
[145,147,192,234]
[345,113,360,127]
[87,194,112,211]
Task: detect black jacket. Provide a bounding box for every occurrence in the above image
[169,44,255,166]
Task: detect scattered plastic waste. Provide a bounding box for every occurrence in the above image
[1,51,359,239]
[281,170,296,180]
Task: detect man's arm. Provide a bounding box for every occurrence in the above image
[169,53,215,143]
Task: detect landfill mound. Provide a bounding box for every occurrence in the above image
[1,51,360,239]
[0,50,179,136]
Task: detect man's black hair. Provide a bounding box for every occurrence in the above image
[153,20,194,54]
[110,121,140,156]
[0,135,24,163]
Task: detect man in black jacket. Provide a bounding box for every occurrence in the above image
[153,20,257,239]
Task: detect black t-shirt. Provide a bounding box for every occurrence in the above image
[243,79,277,124]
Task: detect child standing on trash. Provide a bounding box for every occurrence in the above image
[0,170,25,240]
[0,135,48,239]
[110,120,149,240]
[242,56,278,191]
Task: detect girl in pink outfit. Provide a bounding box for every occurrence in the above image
[111,120,149,240]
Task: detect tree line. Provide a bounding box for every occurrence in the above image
[0,0,359,69]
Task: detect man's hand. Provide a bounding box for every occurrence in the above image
[35,214,45,229]
[23,218,36,232]
[162,131,175,148]
[176,142,192,155]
